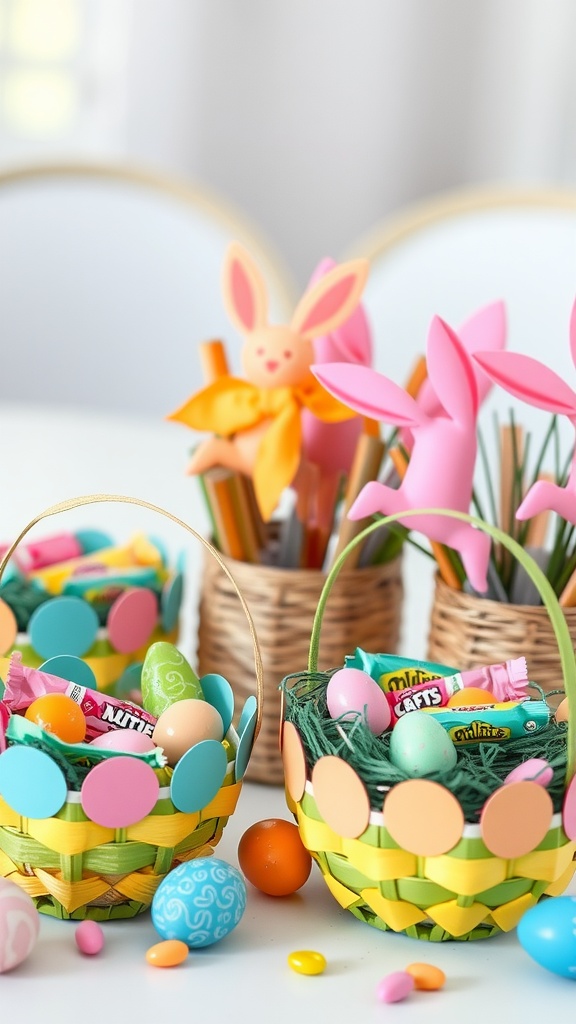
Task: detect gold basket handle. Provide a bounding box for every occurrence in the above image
[0,493,263,737]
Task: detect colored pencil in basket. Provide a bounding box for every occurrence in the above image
[329,433,386,569]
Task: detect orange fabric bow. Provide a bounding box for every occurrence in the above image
[168,374,356,520]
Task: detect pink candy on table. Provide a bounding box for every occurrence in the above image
[75,920,105,956]
[376,970,416,1004]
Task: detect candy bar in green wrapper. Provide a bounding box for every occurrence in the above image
[345,647,456,693]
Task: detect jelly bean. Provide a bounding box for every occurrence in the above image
[288,950,327,976]
[376,971,415,1004]
[405,961,446,991]
[145,939,189,968]
[75,920,104,956]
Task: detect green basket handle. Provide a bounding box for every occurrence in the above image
[308,508,576,784]
[0,493,264,737]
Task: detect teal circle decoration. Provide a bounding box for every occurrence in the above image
[39,655,98,690]
[170,740,227,813]
[28,596,99,659]
[0,746,67,818]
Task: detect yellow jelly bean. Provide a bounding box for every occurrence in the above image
[405,962,446,991]
[288,950,327,976]
[146,939,189,968]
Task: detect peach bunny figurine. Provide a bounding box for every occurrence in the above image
[299,256,374,532]
[313,315,492,593]
[474,298,576,524]
[168,242,369,521]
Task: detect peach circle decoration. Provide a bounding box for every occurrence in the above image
[562,775,576,841]
[480,781,553,858]
[383,780,464,857]
[311,756,370,839]
[0,599,17,656]
[281,722,307,803]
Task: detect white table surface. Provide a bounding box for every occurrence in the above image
[1,401,575,1022]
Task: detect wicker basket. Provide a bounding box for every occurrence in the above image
[0,495,263,921]
[428,574,576,695]
[281,509,576,942]
[198,548,403,785]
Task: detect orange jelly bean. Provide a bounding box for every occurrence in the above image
[405,961,446,990]
[145,939,189,968]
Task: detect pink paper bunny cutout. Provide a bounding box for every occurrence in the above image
[474,298,576,523]
[299,257,374,530]
[313,315,492,593]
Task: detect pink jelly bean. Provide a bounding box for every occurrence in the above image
[376,971,415,1004]
[75,920,105,956]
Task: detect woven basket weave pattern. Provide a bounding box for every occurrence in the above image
[427,575,576,693]
[198,550,403,784]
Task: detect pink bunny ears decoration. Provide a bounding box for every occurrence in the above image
[313,314,499,593]
[474,298,576,525]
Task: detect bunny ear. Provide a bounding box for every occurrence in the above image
[426,316,478,425]
[458,300,507,355]
[222,242,268,335]
[569,297,576,369]
[473,350,576,415]
[312,363,425,428]
[306,257,372,364]
[291,259,369,340]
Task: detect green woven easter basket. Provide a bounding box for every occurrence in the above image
[281,510,576,941]
[0,495,263,921]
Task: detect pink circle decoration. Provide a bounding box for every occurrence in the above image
[80,756,159,828]
[107,588,158,654]
[562,776,576,841]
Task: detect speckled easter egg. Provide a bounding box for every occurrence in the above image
[389,710,457,777]
[141,642,204,718]
[151,858,246,949]
[0,879,40,973]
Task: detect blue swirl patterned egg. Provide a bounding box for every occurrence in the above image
[517,896,576,979]
[151,857,247,949]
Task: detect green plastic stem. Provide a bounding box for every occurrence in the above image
[308,508,576,785]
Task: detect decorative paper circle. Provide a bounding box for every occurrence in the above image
[0,702,9,753]
[148,534,169,566]
[74,529,113,554]
[39,655,98,691]
[28,596,99,659]
[562,775,576,841]
[170,740,227,813]
[200,673,234,735]
[80,756,159,828]
[107,588,158,654]
[312,756,370,839]
[383,780,464,857]
[160,572,183,632]
[0,746,67,818]
[0,599,17,656]
[282,722,307,803]
[235,700,258,781]
[114,663,143,697]
[480,781,553,859]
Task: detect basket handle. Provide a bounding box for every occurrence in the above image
[0,493,264,737]
[308,507,576,784]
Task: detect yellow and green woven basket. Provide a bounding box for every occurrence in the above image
[281,510,576,941]
[0,495,263,921]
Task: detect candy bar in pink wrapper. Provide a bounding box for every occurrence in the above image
[3,653,157,740]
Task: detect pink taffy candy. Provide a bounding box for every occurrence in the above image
[313,316,492,593]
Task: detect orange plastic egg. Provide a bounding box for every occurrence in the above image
[556,698,569,722]
[25,693,86,743]
[238,818,312,896]
[447,687,495,707]
[145,939,189,968]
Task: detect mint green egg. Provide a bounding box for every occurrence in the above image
[389,711,457,777]
[141,642,204,717]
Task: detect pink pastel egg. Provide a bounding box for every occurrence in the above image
[376,970,415,1004]
[504,758,553,787]
[89,730,156,753]
[75,919,105,955]
[0,879,40,973]
[326,667,391,735]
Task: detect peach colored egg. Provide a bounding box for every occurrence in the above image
[89,730,155,753]
[152,699,224,766]
[447,687,495,707]
[146,939,189,968]
[556,698,569,723]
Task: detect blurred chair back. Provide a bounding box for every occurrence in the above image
[0,163,296,416]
